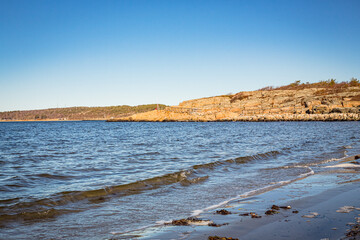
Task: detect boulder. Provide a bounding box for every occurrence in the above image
[312,105,329,114]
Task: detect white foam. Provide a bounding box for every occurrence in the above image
[191,197,238,216]
[325,163,360,168]
[155,220,172,225]
[191,209,203,216]
[300,167,315,177]
[319,158,340,164]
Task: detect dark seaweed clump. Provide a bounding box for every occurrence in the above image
[346,224,360,238]
[216,209,232,215]
[208,236,239,240]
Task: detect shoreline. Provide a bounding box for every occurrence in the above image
[107,113,360,122]
[123,154,360,240]
[2,113,360,122]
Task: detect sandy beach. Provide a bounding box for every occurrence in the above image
[130,154,360,240]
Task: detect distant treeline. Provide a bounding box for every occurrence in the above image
[0,104,167,121]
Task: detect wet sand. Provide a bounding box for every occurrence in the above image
[128,154,360,240]
[184,182,360,240]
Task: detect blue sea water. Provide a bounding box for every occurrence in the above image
[0,121,359,239]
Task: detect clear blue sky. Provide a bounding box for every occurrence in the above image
[1,0,359,111]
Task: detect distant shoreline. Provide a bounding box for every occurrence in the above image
[1,114,360,122]
[0,119,107,122]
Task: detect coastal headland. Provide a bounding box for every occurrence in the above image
[109,80,360,122]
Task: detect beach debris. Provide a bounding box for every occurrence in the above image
[239,212,262,218]
[292,210,299,214]
[347,222,355,226]
[208,236,239,240]
[250,212,262,218]
[170,219,189,226]
[332,227,337,230]
[265,209,279,215]
[280,205,292,209]
[187,217,213,226]
[346,223,360,238]
[302,212,319,218]
[337,206,355,213]
[168,217,212,226]
[216,209,232,215]
[271,205,280,210]
[208,222,229,227]
[320,238,329,240]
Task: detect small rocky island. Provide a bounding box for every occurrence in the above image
[108,79,360,122]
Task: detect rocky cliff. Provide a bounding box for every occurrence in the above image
[108,84,360,122]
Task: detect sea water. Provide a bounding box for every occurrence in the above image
[0,121,359,239]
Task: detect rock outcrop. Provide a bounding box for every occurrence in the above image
[108,86,360,122]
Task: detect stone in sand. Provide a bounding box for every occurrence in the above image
[216,209,232,215]
[337,206,355,213]
[265,209,279,215]
[302,212,319,218]
[171,219,189,226]
[250,212,262,218]
[271,205,280,210]
[208,222,229,227]
[346,224,360,238]
[239,213,250,216]
[186,217,213,226]
[280,205,292,209]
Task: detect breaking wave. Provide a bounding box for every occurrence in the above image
[0,150,280,224]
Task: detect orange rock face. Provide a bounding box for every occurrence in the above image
[109,87,360,122]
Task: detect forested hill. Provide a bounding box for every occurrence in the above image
[0,104,167,121]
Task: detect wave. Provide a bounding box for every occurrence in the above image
[193,151,280,170]
[0,208,80,223]
[34,173,75,180]
[0,150,280,224]
[263,157,341,171]
[132,151,161,157]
